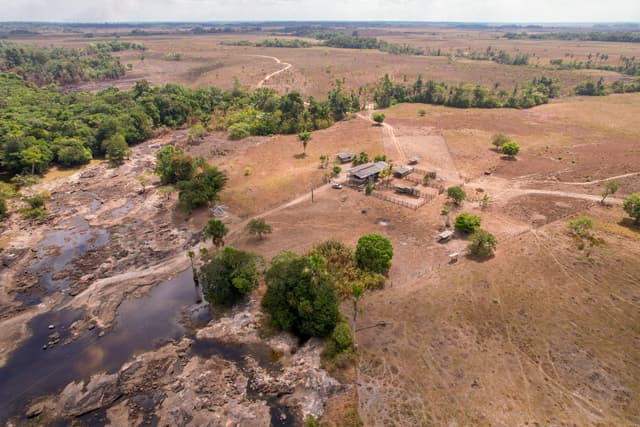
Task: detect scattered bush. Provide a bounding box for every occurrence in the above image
[492,132,510,149]
[454,212,482,233]
[228,122,252,140]
[372,112,385,125]
[155,146,195,184]
[623,193,640,224]
[0,197,7,218]
[365,183,373,195]
[567,215,593,237]
[200,247,260,307]
[447,186,466,205]
[22,193,48,219]
[355,234,394,274]
[324,321,354,358]
[332,165,342,176]
[501,141,520,157]
[418,109,427,117]
[468,229,497,257]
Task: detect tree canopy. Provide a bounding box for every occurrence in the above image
[623,193,640,224]
[200,246,261,307]
[355,234,394,274]
[454,212,482,233]
[263,252,340,338]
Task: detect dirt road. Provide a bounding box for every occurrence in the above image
[251,55,292,88]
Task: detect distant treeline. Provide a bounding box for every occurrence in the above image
[574,77,640,96]
[0,41,143,85]
[463,46,530,65]
[550,55,640,76]
[221,38,314,48]
[371,74,560,109]
[504,31,640,43]
[0,73,361,177]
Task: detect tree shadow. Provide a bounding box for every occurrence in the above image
[293,153,306,159]
[464,252,496,263]
[500,156,518,161]
[618,218,640,233]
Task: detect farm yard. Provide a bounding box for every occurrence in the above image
[0,21,639,427]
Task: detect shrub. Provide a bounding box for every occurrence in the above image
[228,122,251,140]
[454,212,481,233]
[200,247,260,307]
[418,109,427,117]
[0,197,7,217]
[501,141,520,157]
[468,229,497,257]
[372,112,385,125]
[355,234,394,274]
[55,139,93,167]
[447,186,466,205]
[492,132,510,149]
[324,321,354,358]
[623,193,640,224]
[244,166,252,176]
[332,165,342,176]
[365,183,373,195]
[567,216,593,237]
[263,252,340,338]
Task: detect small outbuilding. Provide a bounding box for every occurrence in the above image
[393,165,414,178]
[336,153,355,164]
[394,184,419,196]
[347,161,389,185]
[408,157,419,165]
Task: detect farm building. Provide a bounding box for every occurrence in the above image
[394,184,420,196]
[408,157,419,165]
[336,152,355,163]
[393,165,414,178]
[347,161,389,185]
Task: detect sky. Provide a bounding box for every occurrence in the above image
[1,0,639,23]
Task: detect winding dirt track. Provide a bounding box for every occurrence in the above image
[251,55,292,88]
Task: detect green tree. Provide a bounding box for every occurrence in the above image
[454,212,482,233]
[601,180,619,204]
[623,193,640,224]
[56,142,92,167]
[355,234,394,274]
[155,146,194,185]
[200,247,260,307]
[468,229,497,258]
[298,131,312,156]
[246,218,272,239]
[372,112,385,125]
[263,252,340,337]
[447,186,467,206]
[103,134,130,166]
[501,141,520,158]
[20,145,45,175]
[332,165,342,176]
[177,162,227,212]
[203,219,229,252]
[492,132,510,150]
[352,152,369,166]
[479,194,492,210]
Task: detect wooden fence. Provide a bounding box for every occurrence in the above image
[371,190,437,210]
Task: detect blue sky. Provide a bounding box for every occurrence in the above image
[1,0,639,23]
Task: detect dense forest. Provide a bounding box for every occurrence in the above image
[0,73,358,177]
[0,41,138,85]
[504,31,640,43]
[371,74,560,109]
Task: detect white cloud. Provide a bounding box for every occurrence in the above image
[0,0,638,22]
